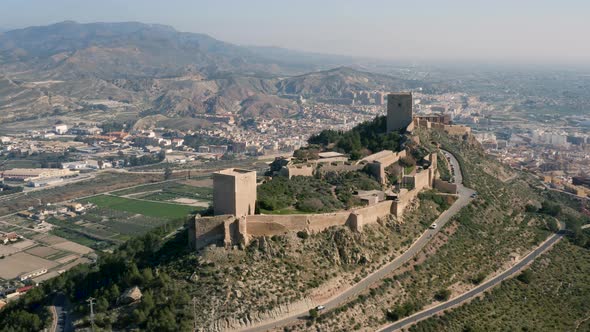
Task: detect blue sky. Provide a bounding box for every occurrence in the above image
[2,0,590,64]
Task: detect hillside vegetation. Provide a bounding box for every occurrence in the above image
[285,128,587,331]
[410,240,590,332]
[0,194,443,331]
[307,115,404,159]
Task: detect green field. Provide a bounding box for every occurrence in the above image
[110,178,209,197]
[83,195,198,219]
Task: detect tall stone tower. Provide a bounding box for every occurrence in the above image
[387,92,413,132]
[213,168,257,217]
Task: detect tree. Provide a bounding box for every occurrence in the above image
[146,307,177,332]
[308,308,319,319]
[164,166,172,180]
[96,297,109,312]
[517,270,532,284]
[108,284,120,302]
[434,288,451,301]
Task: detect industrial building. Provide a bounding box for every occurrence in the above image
[1,168,77,182]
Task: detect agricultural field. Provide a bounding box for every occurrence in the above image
[83,195,199,219]
[41,179,211,250]
[0,171,167,216]
[46,201,195,250]
[0,231,93,283]
[110,178,213,207]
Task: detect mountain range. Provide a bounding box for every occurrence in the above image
[0,21,422,128]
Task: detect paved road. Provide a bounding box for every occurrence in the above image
[379,227,565,332]
[240,151,475,332]
[52,293,74,332]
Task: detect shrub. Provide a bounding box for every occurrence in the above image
[517,270,532,284]
[434,288,452,301]
[296,231,309,240]
[539,201,561,217]
[309,308,319,319]
[470,272,487,285]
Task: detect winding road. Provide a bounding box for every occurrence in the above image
[240,150,475,332]
[379,226,565,332]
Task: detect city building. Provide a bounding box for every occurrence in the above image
[1,168,76,182]
[213,168,257,217]
[19,268,47,281]
[387,92,413,132]
[54,124,68,135]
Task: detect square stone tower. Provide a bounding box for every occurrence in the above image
[213,168,257,217]
[387,92,413,132]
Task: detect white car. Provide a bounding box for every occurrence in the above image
[429,223,437,229]
[316,305,326,311]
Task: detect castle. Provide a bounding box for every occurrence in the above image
[189,92,469,250]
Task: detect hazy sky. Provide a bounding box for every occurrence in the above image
[2,0,590,64]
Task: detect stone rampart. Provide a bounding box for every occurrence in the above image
[434,179,458,194]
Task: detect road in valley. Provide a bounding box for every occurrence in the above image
[240,150,475,332]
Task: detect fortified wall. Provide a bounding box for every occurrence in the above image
[189,152,457,251]
[189,92,464,251]
[189,200,396,250]
[415,118,471,136]
[362,150,407,185]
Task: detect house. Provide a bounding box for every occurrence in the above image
[54,124,68,135]
[63,202,85,213]
[62,161,88,170]
[17,211,34,219]
[172,138,184,147]
[0,232,19,244]
[19,268,47,281]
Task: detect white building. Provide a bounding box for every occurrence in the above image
[54,124,68,135]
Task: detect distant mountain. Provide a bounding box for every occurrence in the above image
[0,21,320,79]
[276,66,421,97]
[0,21,423,127]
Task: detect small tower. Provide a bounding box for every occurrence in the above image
[387,92,413,132]
[212,168,257,217]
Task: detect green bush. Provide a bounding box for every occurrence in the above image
[307,116,403,158]
[517,270,532,284]
[309,308,319,319]
[434,288,452,301]
[296,231,309,239]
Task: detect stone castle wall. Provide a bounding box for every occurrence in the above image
[191,151,458,251]
[434,179,458,194]
[280,164,315,178]
[189,215,234,250]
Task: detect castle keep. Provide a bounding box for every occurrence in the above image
[212,168,256,217]
[387,92,413,132]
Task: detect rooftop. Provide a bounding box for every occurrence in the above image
[318,151,346,159]
[215,168,256,176]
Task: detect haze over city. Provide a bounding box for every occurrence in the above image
[2,0,590,65]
